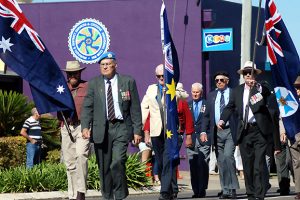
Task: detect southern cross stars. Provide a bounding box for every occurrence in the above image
[166,129,173,139]
[57,85,65,94]
[166,78,176,100]
[0,36,13,53]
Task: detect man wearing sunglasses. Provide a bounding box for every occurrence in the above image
[217,61,274,200]
[200,71,239,199]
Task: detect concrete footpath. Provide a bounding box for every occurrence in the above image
[0,171,289,200]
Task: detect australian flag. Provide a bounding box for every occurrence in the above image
[265,0,300,141]
[0,0,75,114]
[160,2,180,161]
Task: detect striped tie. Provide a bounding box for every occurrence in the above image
[107,80,115,121]
[220,90,225,114]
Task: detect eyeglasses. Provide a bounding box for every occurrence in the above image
[215,79,225,83]
[243,70,252,76]
[156,75,164,78]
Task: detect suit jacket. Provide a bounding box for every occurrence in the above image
[188,99,209,145]
[80,74,142,144]
[220,83,273,144]
[141,84,164,137]
[201,88,238,145]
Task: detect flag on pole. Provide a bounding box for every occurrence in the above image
[265,0,300,141]
[160,2,180,161]
[0,0,75,114]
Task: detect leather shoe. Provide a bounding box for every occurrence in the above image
[231,193,237,199]
[218,191,223,197]
[219,194,231,199]
[76,192,85,200]
[192,191,206,198]
[295,192,300,199]
[159,193,170,200]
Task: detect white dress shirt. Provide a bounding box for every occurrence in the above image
[105,75,123,120]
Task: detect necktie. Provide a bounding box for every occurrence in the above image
[220,90,225,114]
[194,102,199,120]
[107,80,115,121]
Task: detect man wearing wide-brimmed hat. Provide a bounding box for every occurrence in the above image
[217,61,275,200]
[60,60,89,200]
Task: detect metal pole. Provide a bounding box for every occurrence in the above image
[60,111,75,142]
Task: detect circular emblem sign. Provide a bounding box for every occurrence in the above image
[68,18,110,64]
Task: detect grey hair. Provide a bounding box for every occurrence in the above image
[31,107,38,115]
[155,64,164,74]
[191,82,203,91]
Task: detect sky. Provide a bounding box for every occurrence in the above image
[225,0,300,54]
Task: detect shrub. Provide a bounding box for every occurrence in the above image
[45,149,61,164]
[0,90,34,136]
[0,153,151,193]
[0,136,26,169]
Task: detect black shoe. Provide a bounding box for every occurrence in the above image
[192,194,199,198]
[171,193,178,200]
[280,189,290,196]
[218,191,223,197]
[76,192,85,200]
[231,193,237,199]
[192,191,206,198]
[159,193,171,200]
[219,194,231,199]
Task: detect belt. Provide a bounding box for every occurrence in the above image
[247,122,258,127]
[109,119,124,124]
[69,120,80,126]
[223,125,230,129]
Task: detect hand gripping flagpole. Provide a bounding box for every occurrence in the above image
[60,111,75,143]
[243,0,263,130]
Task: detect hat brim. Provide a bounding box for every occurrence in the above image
[62,67,86,72]
[237,68,262,75]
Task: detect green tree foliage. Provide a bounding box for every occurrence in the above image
[0,90,33,136]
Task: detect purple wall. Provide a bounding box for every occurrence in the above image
[21,0,203,102]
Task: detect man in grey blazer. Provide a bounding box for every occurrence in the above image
[81,52,142,200]
[201,71,239,199]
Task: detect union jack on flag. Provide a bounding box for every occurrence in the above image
[0,0,75,114]
[0,0,44,51]
[265,0,300,141]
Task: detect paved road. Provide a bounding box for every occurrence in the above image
[86,188,297,200]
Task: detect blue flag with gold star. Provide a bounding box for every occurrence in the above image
[160,2,180,161]
[265,0,300,141]
[0,0,75,114]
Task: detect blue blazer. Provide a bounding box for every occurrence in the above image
[188,99,210,145]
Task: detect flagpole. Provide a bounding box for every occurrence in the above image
[243,0,263,129]
[60,111,75,143]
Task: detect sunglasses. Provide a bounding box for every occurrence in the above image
[156,75,164,78]
[215,79,225,83]
[243,70,252,76]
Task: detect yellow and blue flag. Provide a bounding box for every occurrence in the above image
[265,0,300,141]
[160,2,180,161]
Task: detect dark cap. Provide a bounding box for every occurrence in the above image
[213,71,229,80]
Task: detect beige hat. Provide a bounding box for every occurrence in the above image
[62,61,86,72]
[176,82,189,99]
[294,76,300,87]
[237,60,262,75]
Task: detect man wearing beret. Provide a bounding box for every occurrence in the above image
[201,71,239,199]
[217,61,274,200]
[60,60,89,200]
[81,52,142,200]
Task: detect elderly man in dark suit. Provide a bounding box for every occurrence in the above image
[217,61,274,200]
[187,82,209,198]
[81,52,142,200]
[201,71,239,199]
